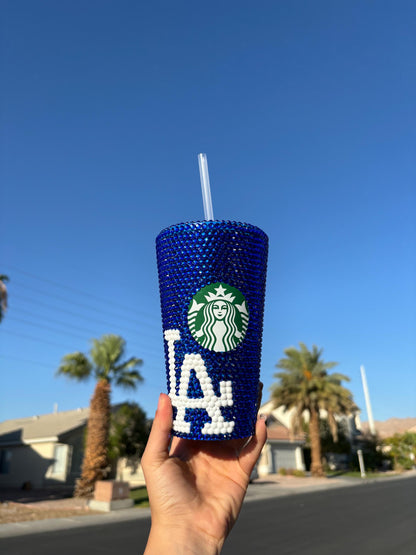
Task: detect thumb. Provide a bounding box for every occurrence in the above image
[238,416,267,477]
[141,393,173,469]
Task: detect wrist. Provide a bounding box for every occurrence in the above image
[144,524,224,555]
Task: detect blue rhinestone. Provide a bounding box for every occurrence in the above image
[156,221,268,441]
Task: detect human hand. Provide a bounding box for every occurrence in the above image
[142,393,267,555]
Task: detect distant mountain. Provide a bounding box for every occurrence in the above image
[361,417,416,439]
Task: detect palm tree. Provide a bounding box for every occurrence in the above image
[271,343,356,477]
[57,334,143,497]
[0,274,9,322]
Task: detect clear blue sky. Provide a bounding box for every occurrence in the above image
[1,1,415,423]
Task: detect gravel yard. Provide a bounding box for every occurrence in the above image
[0,501,97,524]
[0,489,98,524]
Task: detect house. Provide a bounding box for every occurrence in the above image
[257,400,361,474]
[260,400,361,441]
[0,399,362,487]
[257,413,305,476]
[0,407,147,490]
[0,408,89,489]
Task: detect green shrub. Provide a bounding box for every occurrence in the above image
[278,467,287,475]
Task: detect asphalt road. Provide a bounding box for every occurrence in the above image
[224,477,416,555]
[1,477,414,555]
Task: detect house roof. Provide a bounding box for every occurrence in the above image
[260,400,294,429]
[267,424,304,442]
[260,400,360,429]
[265,413,305,443]
[0,408,90,446]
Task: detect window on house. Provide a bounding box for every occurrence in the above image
[0,449,11,474]
[51,444,68,475]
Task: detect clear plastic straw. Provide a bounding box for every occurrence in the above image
[198,153,214,221]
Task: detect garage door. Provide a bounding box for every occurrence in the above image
[272,446,296,471]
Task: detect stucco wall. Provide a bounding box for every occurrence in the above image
[59,428,85,485]
[115,456,146,486]
[257,441,305,476]
[0,432,86,489]
[0,442,55,488]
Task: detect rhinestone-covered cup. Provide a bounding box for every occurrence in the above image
[156,221,268,440]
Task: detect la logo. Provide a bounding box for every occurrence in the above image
[164,329,235,435]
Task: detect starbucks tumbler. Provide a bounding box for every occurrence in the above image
[156,220,268,440]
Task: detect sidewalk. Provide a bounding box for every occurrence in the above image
[1,470,414,539]
[246,472,380,502]
[246,473,352,502]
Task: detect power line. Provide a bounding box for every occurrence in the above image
[0,354,164,399]
[3,320,163,360]
[9,316,93,343]
[15,306,161,345]
[2,329,79,350]
[0,354,164,391]
[0,353,56,370]
[17,306,110,337]
[6,265,158,320]
[9,315,160,356]
[13,292,151,336]
[13,308,161,350]
[11,279,160,330]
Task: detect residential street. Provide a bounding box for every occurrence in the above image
[224,476,416,555]
[0,477,414,555]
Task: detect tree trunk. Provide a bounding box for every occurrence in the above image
[309,407,324,477]
[74,380,111,498]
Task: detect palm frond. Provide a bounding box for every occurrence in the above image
[328,372,350,383]
[115,369,143,390]
[290,404,305,439]
[271,342,355,419]
[90,334,127,379]
[113,356,143,374]
[0,275,9,321]
[327,411,339,442]
[56,352,93,381]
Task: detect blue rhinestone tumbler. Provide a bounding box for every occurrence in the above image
[156,221,268,440]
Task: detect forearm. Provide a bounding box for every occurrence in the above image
[144,525,224,555]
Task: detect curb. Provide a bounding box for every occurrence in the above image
[1,471,414,539]
[0,506,152,538]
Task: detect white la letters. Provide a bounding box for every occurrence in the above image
[164,329,235,435]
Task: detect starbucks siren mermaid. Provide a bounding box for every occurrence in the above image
[188,283,249,352]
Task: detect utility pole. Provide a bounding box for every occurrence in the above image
[360,365,376,436]
[357,449,366,478]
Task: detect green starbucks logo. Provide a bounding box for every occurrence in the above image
[188,283,249,352]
